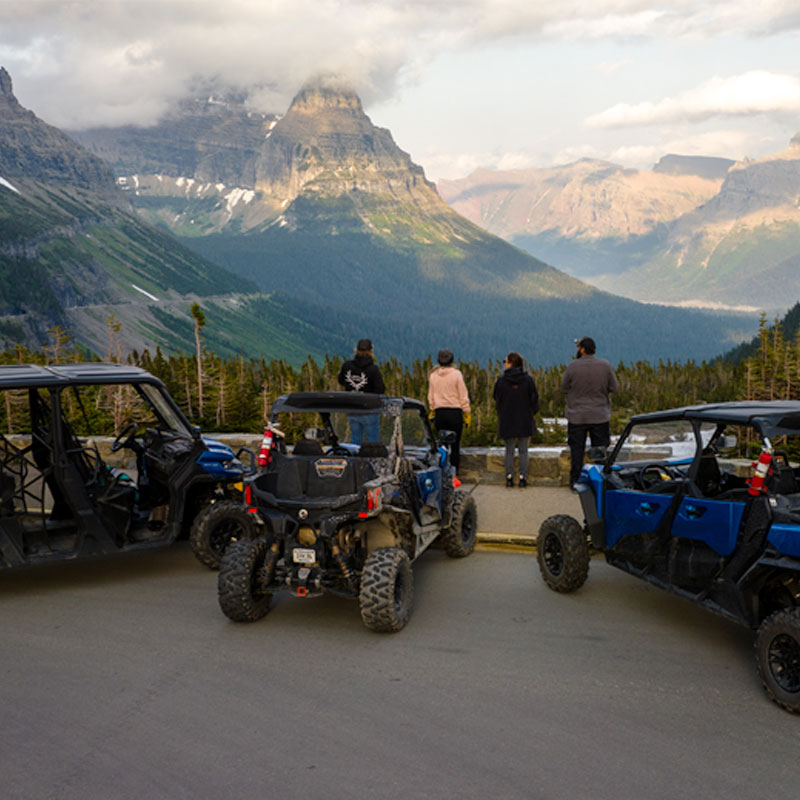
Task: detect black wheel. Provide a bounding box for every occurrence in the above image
[537,514,590,593]
[440,489,477,557]
[755,607,800,713]
[189,500,258,570]
[359,547,413,632]
[218,538,273,622]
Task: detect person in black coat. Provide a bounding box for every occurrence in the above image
[493,352,539,487]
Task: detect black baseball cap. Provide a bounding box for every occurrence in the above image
[574,337,596,352]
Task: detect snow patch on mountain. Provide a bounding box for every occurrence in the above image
[131,283,159,301]
[0,176,20,193]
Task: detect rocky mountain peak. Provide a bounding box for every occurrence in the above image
[0,66,16,102]
[0,67,121,197]
[287,82,364,116]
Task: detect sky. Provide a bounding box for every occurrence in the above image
[2,1,800,182]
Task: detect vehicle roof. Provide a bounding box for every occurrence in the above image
[629,401,800,439]
[272,392,425,414]
[0,363,161,390]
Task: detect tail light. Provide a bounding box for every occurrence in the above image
[366,487,382,512]
[244,483,253,506]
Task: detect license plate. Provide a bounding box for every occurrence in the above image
[292,548,316,564]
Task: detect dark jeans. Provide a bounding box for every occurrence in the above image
[567,421,610,485]
[434,407,463,473]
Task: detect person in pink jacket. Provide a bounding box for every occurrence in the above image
[428,349,471,474]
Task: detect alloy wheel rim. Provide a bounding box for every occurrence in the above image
[543,533,564,576]
[768,632,800,694]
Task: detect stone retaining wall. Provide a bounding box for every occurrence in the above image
[7,433,751,487]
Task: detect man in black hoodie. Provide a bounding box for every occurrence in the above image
[337,339,385,444]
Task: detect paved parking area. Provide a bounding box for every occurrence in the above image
[2,541,799,800]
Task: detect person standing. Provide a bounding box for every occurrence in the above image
[493,352,539,488]
[338,338,385,445]
[428,349,471,474]
[561,336,619,488]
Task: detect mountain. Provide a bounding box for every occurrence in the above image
[593,140,800,310]
[437,157,728,280]
[70,83,754,365]
[439,146,800,313]
[0,67,346,361]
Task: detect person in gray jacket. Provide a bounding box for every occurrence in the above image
[561,336,619,488]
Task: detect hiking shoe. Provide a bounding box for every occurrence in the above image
[519,476,527,488]
[506,474,514,488]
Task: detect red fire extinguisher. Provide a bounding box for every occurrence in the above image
[748,448,773,496]
[257,422,284,469]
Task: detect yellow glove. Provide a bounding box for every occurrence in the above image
[464,412,472,427]
[428,409,436,420]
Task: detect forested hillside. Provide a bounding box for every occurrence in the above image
[5,315,795,447]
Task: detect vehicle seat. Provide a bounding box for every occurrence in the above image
[767,458,799,494]
[358,442,388,458]
[695,447,721,496]
[292,439,324,456]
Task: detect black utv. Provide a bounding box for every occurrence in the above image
[537,401,800,713]
[0,363,249,570]
[204,391,477,632]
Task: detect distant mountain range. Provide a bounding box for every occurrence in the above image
[439,148,800,312]
[66,81,754,365]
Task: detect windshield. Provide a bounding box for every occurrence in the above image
[56,382,190,438]
[614,419,713,463]
[272,409,398,448]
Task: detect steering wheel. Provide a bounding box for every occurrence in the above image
[637,463,676,490]
[111,422,139,453]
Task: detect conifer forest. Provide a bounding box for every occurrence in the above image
[1,311,798,449]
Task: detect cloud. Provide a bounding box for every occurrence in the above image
[586,71,800,129]
[593,58,634,75]
[2,1,800,129]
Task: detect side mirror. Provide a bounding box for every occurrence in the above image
[718,434,737,449]
[438,429,457,445]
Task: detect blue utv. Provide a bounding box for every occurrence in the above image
[205,391,477,632]
[0,363,249,570]
[537,401,800,713]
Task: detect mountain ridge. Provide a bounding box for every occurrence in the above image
[66,79,755,365]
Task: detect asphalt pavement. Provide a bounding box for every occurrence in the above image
[2,542,799,800]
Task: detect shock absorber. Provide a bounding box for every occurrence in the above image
[331,542,358,593]
[258,541,281,586]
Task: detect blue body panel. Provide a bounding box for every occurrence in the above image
[604,490,672,548]
[767,524,800,558]
[416,467,443,513]
[197,437,241,480]
[671,498,745,556]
